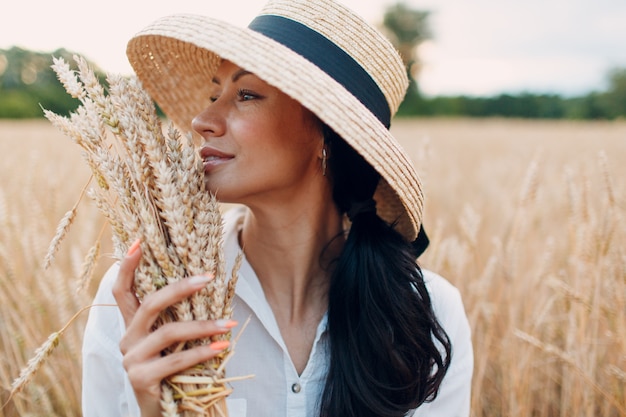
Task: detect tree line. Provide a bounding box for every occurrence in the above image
[382,2,626,120]
[1,43,625,120]
[397,73,626,119]
[0,47,86,118]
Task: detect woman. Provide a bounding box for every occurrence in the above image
[82,0,473,416]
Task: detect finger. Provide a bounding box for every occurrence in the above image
[124,274,215,339]
[112,238,142,328]
[123,319,238,363]
[125,340,231,390]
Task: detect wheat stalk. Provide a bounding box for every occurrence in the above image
[5,303,113,409]
[514,329,626,415]
[13,55,246,416]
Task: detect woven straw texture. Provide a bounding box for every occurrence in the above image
[126,0,423,240]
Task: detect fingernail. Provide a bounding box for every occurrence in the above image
[215,319,238,329]
[209,340,230,351]
[188,275,213,287]
[126,239,141,256]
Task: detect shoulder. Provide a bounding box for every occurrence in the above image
[421,268,473,377]
[415,269,473,416]
[222,205,247,266]
[82,262,140,416]
[422,269,466,323]
[91,262,121,305]
[84,262,123,339]
[222,204,246,234]
[82,263,126,378]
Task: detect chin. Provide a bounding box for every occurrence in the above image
[203,178,220,196]
[204,183,233,203]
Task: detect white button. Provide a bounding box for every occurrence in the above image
[291,383,301,393]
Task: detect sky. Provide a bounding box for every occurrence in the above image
[2,0,626,97]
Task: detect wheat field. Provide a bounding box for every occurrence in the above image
[0,118,625,416]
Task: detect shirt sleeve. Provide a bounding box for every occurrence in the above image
[82,263,140,417]
[412,270,474,417]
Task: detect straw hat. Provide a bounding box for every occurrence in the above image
[126,0,424,242]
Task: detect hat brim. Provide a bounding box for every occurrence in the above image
[127,14,423,241]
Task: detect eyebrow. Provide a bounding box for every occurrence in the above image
[212,69,253,85]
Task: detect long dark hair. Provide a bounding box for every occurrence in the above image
[319,125,451,417]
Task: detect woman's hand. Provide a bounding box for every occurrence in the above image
[112,240,236,417]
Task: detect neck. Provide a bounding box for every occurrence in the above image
[239,194,343,323]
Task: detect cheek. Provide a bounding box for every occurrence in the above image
[229,115,258,140]
[231,102,320,168]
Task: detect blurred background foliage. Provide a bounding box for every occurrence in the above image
[2,1,626,120]
[379,2,626,120]
[0,47,85,118]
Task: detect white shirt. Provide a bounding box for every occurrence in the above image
[82,207,473,417]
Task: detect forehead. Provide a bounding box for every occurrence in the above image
[212,60,254,83]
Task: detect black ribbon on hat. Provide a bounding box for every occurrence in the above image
[248,15,392,128]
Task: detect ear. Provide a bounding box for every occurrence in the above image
[304,110,326,159]
[320,146,328,176]
[318,140,327,159]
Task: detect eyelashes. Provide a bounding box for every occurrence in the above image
[209,89,261,103]
[237,89,259,101]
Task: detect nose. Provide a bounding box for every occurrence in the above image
[192,104,226,138]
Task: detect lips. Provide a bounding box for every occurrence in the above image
[199,146,234,171]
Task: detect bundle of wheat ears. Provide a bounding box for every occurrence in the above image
[12,55,245,417]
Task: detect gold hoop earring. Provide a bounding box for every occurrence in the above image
[322,147,328,176]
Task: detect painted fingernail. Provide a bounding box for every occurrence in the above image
[126,239,141,256]
[209,340,230,351]
[188,275,213,287]
[215,319,238,329]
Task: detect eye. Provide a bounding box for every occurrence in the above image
[238,89,257,101]
[208,90,221,103]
